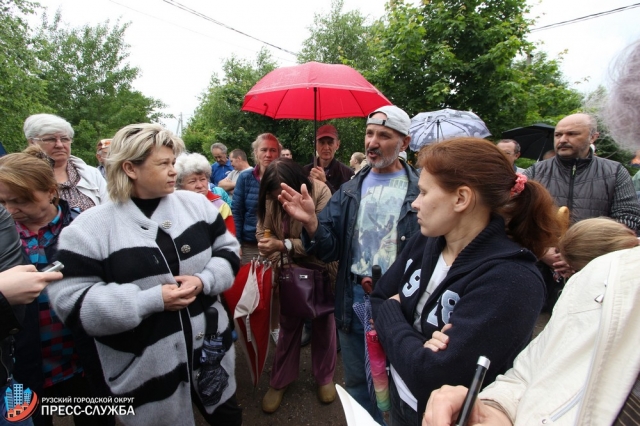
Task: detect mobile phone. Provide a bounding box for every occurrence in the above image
[42,261,64,273]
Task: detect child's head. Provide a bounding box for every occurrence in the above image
[558,217,639,271]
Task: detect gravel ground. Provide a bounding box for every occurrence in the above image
[54,313,551,425]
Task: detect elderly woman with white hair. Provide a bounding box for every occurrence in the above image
[47,123,242,426]
[24,113,107,211]
[175,152,235,235]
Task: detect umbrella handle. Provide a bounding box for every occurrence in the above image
[361,277,373,295]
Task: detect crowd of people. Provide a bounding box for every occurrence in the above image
[1,37,640,426]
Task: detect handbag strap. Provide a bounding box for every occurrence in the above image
[280,250,292,267]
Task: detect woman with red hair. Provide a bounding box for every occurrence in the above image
[370,138,561,426]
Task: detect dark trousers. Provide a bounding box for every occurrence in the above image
[389,376,419,426]
[191,388,242,426]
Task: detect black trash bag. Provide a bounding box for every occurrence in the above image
[197,334,229,406]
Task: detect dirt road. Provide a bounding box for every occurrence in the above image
[55,313,550,425]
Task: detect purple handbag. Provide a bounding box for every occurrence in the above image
[278,251,335,319]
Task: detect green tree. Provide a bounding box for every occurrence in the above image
[0,0,48,153]
[295,0,376,161]
[185,4,381,165]
[298,0,375,70]
[368,0,584,137]
[35,13,166,164]
[509,51,583,129]
[184,49,281,159]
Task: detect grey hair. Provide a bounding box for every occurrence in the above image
[174,152,211,188]
[24,114,74,140]
[585,114,598,136]
[106,123,185,203]
[250,133,280,163]
[210,142,228,155]
[603,39,640,151]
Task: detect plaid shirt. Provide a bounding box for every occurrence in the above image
[16,206,81,388]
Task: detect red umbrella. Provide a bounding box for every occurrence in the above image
[223,259,274,387]
[241,61,391,140]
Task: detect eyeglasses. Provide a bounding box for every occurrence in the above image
[32,136,73,145]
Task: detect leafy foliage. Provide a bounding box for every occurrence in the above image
[298,0,375,70]
[367,0,584,138]
[295,0,375,161]
[35,12,167,164]
[183,1,376,166]
[0,0,48,153]
[183,49,280,159]
[0,2,166,164]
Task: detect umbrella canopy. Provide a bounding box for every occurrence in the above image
[409,108,491,151]
[502,123,555,160]
[241,61,391,121]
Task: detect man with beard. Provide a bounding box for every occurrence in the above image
[278,105,420,423]
[523,113,640,306]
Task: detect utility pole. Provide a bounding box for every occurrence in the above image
[176,113,183,136]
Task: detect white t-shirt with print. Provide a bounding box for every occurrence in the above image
[350,169,408,276]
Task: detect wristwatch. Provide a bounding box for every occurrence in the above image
[283,239,293,252]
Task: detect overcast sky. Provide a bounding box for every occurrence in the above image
[30,0,640,133]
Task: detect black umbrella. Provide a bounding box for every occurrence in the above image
[502,123,555,160]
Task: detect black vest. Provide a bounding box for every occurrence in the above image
[528,155,621,223]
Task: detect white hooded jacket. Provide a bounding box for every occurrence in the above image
[480,246,640,425]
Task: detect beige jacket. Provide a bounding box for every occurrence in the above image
[480,246,640,425]
[256,179,337,282]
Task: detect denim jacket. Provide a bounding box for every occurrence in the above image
[302,160,420,331]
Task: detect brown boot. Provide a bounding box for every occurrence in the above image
[317,382,336,404]
[262,386,287,413]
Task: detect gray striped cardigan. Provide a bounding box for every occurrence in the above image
[48,190,240,426]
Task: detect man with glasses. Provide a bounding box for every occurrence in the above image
[496,139,524,173]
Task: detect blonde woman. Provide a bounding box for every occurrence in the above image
[47,124,241,426]
[558,217,639,271]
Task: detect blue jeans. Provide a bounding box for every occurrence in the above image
[338,283,384,425]
[1,378,34,426]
